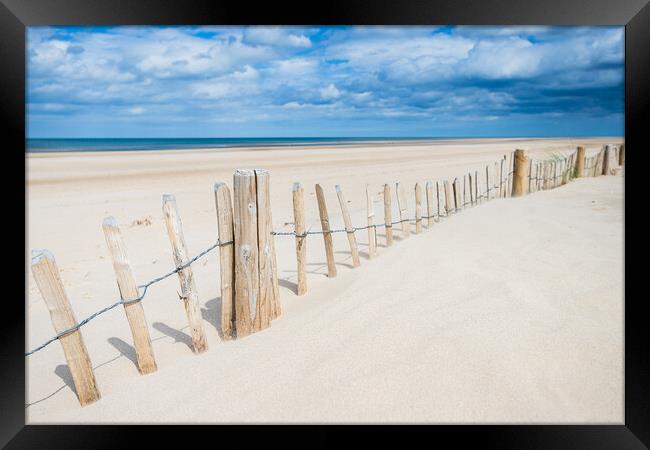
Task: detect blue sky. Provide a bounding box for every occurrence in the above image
[27,26,624,138]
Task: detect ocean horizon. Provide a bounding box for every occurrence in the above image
[26,136,620,153]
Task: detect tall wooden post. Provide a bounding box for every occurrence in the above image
[292,182,307,295]
[425,181,434,227]
[444,180,452,214]
[414,183,422,234]
[162,194,208,352]
[335,185,361,267]
[31,250,101,406]
[102,217,157,374]
[602,145,612,175]
[231,169,281,337]
[396,182,410,237]
[619,144,625,166]
[214,182,235,339]
[512,149,528,197]
[316,183,337,277]
[366,185,377,259]
[383,184,394,246]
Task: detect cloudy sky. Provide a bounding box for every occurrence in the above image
[27,26,624,138]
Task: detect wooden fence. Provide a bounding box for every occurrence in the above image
[28,143,624,406]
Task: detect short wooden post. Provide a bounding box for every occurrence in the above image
[485,166,490,200]
[335,185,360,267]
[444,180,452,214]
[396,182,410,237]
[619,144,625,166]
[316,184,337,277]
[292,183,307,295]
[511,149,528,197]
[414,183,422,234]
[499,157,505,198]
[463,174,467,206]
[425,181,434,226]
[602,145,611,175]
[102,217,157,374]
[474,171,479,203]
[383,184,394,246]
[527,159,533,193]
[31,250,101,406]
[162,194,208,352]
[366,185,377,259]
[214,182,236,339]
[468,173,474,205]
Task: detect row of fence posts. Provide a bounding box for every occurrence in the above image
[29,144,623,406]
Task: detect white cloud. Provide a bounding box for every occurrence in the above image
[320,84,341,100]
[244,27,312,48]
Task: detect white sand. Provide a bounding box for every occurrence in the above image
[26,138,623,423]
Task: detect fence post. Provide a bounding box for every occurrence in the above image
[162,194,208,352]
[444,180,453,214]
[335,185,361,267]
[512,149,529,197]
[468,174,474,205]
[255,170,281,323]
[396,182,410,237]
[366,185,377,259]
[436,181,442,219]
[474,171,479,203]
[619,144,625,166]
[315,183,337,277]
[292,182,307,295]
[414,182,422,234]
[452,178,460,212]
[602,145,611,175]
[425,181,434,226]
[214,182,235,339]
[484,166,490,200]
[102,217,157,374]
[31,249,101,406]
[383,184,394,246]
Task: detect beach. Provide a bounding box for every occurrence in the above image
[26,137,624,423]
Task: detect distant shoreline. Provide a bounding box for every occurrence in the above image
[26,136,624,156]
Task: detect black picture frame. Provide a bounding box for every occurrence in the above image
[3,0,647,447]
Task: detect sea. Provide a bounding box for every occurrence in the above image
[26,137,444,153]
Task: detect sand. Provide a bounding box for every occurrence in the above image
[26,137,624,423]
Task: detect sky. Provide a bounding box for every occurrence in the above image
[27,26,624,138]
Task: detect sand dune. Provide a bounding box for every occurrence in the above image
[26,138,623,423]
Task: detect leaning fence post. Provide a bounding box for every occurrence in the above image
[31,249,101,406]
[162,194,208,352]
[214,182,235,339]
[485,166,490,200]
[512,149,529,197]
[383,184,394,246]
[425,181,434,227]
[414,182,422,234]
[602,145,612,175]
[315,184,337,277]
[436,181,442,219]
[102,217,157,374]
[335,185,360,267]
[619,144,625,166]
[474,171,479,203]
[444,180,453,214]
[365,185,377,259]
[452,178,460,212]
[292,183,307,295]
[396,182,410,237]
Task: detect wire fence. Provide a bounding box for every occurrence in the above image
[26,239,233,356]
[26,151,581,357]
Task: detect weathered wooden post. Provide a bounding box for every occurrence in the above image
[396,182,410,237]
[425,181,435,226]
[383,184,394,246]
[474,170,479,203]
[444,180,453,214]
[163,194,208,352]
[214,182,235,339]
[436,181,442,219]
[231,169,281,337]
[366,185,377,259]
[31,250,101,406]
[292,182,307,295]
[468,173,474,205]
[316,183,337,277]
[452,178,460,212]
[414,183,422,234]
[602,145,611,175]
[102,217,157,374]
[485,166,491,200]
[619,144,625,166]
[335,185,361,267]
[511,149,529,197]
